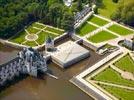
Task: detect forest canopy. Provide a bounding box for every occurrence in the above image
[111,0,134,27]
[0,0,92,39]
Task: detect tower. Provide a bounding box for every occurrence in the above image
[45,35,54,52]
[18,47,47,77]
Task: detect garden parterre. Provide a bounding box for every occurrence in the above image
[9,22,64,47]
[85,53,134,100]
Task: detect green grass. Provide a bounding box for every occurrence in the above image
[98,0,118,18]
[37,31,56,45]
[26,26,40,34]
[32,23,46,29]
[88,16,109,26]
[98,0,133,18]
[114,54,134,73]
[76,22,97,36]
[87,31,117,43]
[93,67,134,87]
[24,41,37,47]
[45,26,64,35]
[108,24,134,36]
[10,31,26,44]
[100,84,134,100]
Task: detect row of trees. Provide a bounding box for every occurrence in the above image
[111,1,134,27]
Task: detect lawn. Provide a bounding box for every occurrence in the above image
[100,84,134,100]
[92,67,134,87]
[114,54,134,73]
[98,0,133,18]
[76,22,97,36]
[45,26,64,35]
[108,24,134,36]
[10,31,27,44]
[24,41,38,47]
[32,23,46,29]
[98,0,118,18]
[88,16,109,26]
[37,31,56,45]
[26,26,40,34]
[87,31,117,43]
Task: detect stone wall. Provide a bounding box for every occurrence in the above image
[71,34,98,51]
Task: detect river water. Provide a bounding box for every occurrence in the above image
[0,41,103,100]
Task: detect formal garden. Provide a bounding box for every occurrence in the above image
[75,13,134,44]
[76,22,98,36]
[108,24,134,36]
[84,53,134,100]
[114,54,134,73]
[76,15,109,36]
[9,22,64,47]
[87,30,117,43]
[100,84,134,100]
[87,15,109,26]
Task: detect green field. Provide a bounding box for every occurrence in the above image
[114,54,134,73]
[98,0,133,18]
[76,22,97,36]
[93,67,134,87]
[100,84,134,100]
[9,22,64,47]
[108,24,134,36]
[87,31,117,43]
[88,16,109,26]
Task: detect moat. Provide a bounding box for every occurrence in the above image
[0,42,104,100]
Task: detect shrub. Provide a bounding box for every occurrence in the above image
[112,0,118,3]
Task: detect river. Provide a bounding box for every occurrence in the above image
[0,41,104,100]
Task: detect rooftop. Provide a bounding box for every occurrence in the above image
[51,41,90,68]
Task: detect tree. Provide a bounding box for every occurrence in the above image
[111,1,134,27]
[77,0,83,11]
[61,12,74,31]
